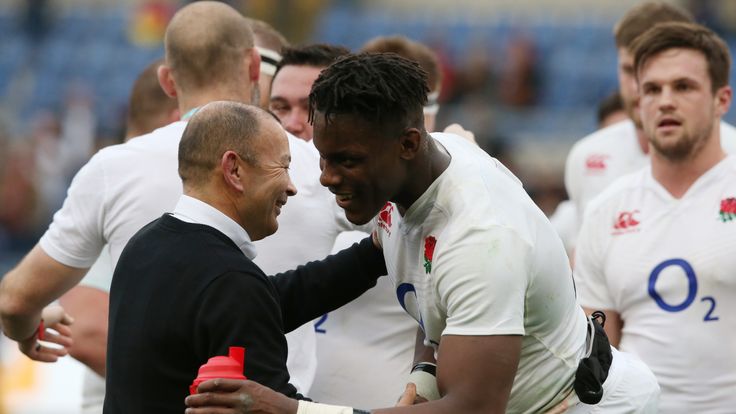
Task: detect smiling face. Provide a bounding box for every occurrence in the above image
[313,111,408,225]
[269,65,323,141]
[638,47,730,161]
[238,121,297,240]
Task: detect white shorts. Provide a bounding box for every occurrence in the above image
[564,347,660,413]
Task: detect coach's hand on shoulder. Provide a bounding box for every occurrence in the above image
[18,304,74,362]
[186,378,298,414]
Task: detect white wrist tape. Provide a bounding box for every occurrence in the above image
[409,363,440,401]
[297,401,355,414]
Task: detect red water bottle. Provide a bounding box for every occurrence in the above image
[190,346,246,395]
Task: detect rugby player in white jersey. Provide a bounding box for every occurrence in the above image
[185,53,659,414]
[268,43,418,408]
[575,22,736,413]
[564,2,736,253]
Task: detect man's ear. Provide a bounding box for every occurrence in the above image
[399,128,423,161]
[222,150,245,192]
[158,64,177,98]
[715,85,732,118]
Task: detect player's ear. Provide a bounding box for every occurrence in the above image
[399,128,422,161]
[158,65,177,98]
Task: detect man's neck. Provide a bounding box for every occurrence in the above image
[178,87,252,118]
[395,136,451,213]
[651,133,726,199]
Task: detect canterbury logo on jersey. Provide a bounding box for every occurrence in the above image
[612,210,640,234]
[720,197,736,222]
[378,202,393,235]
[585,154,609,171]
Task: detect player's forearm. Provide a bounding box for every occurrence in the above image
[0,305,42,341]
[0,245,87,340]
[0,272,44,340]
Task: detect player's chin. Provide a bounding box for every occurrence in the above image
[344,207,377,226]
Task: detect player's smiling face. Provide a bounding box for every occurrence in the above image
[313,111,407,225]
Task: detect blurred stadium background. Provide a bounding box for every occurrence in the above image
[1,0,735,412]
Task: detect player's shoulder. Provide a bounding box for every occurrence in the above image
[567,120,636,160]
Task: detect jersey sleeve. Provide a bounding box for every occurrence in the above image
[77,244,114,292]
[38,152,108,268]
[435,226,528,337]
[573,206,616,310]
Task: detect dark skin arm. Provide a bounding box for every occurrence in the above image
[185,334,522,414]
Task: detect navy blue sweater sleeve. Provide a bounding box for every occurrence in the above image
[194,270,306,400]
[270,237,388,332]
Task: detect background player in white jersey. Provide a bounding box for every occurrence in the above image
[56,57,179,414]
[0,0,263,364]
[563,2,736,254]
[551,91,627,259]
[574,22,736,413]
[185,53,659,414]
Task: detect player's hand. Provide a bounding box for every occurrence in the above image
[18,304,74,362]
[443,123,477,144]
[185,378,298,414]
[396,382,427,406]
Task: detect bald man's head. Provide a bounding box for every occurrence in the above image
[165,2,255,93]
[178,102,274,187]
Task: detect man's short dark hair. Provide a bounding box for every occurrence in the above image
[308,53,429,130]
[614,1,692,50]
[275,43,350,75]
[632,22,731,92]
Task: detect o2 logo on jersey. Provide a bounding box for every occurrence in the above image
[648,258,719,322]
[314,313,328,334]
[396,283,425,331]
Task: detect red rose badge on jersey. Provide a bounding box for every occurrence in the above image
[423,236,436,274]
[720,197,736,222]
[378,202,393,235]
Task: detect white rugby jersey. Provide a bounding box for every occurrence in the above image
[564,120,736,246]
[574,155,736,413]
[376,133,588,413]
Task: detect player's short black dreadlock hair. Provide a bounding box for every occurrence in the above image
[308,52,429,130]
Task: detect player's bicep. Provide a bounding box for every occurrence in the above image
[435,228,528,336]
